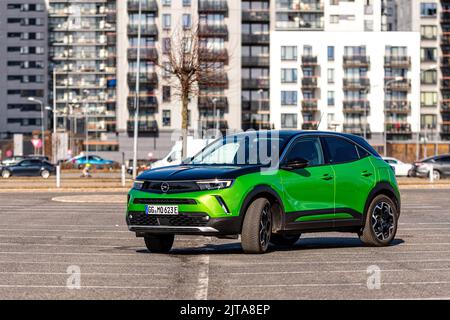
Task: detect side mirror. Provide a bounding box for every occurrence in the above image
[280,158,309,171]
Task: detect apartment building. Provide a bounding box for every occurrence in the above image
[269,0,422,150]
[271,32,421,144]
[46,0,118,154]
[115,0,242,160]
[0,0,48,137]
[395,0,449,142]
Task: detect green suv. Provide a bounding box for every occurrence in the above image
[127,131,400,254]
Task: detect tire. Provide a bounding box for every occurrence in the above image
[360,195,398,247]
[432,170,441,181]
[1,170,11,179]
[241,198,272,254]
[144,234,174,253]
[270,234,301,247]
[41,170,50,179]
[407,169,414,177]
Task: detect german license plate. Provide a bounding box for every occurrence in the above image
[145,205,179,215]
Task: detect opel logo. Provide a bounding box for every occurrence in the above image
[161,182,170,193]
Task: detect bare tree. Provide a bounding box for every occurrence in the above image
[161,23,228,158]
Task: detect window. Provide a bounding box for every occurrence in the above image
[281,91,297,106]
[182,14,191,29]
[323,137,359,164]
[421,92,437,107]
[162,110,171,126]
[162,14,171,29]
[327,46,335,61]
[281,46,297,61]
[281,114,297,128]
[421,69,437,84]
[327,91,335,106]
[421,47,437,62]
[163,86,171,102]
[281,69,297,83]
[421,114,437,130]
[327,68,335,84]
[285,137,324,167]
[421,25,437,40]
[183,0,191,6]
[420,3,437,17]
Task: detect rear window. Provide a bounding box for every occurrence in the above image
[322,137,359,164]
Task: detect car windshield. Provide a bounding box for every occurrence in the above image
[188,133,288,166]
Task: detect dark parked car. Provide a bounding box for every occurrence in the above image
[412,154,450,180]
[1,159,56,179]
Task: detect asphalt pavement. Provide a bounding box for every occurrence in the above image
[0,189,449,300]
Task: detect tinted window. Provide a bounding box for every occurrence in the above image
[323,137,359,164]
[357,146,370,159]
[285,137,324,166]
[19,160,32,166]
[439,156,450,163]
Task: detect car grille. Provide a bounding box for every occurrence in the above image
[141,181,200,194]
[133,198,197,205]
[128,212,209,227]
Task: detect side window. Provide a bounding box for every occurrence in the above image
[285,137,324,166]
[440,156,450,163]
[357,146,370,159]
[323,137,359,164]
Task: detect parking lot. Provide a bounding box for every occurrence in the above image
[0,189,449,300]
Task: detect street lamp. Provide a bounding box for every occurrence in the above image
[212,97,218,132]
[383,76,405,156]
[28,97,46,156]
[132,0,143,180]
[258,89,264,130]
[82,89,90,164]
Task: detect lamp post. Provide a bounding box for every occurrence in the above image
[28,97,46,156]
[212,98,218,132]
[82,90,90,164]
[383,77,405,156]
[132,0,143,180]
[258,89,264,130]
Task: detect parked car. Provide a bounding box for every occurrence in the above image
[0,156,25,167]
[1,159,56,179]
[26,155,50,162]
[383,157,413,177]
[67,155,115,169]
[411,154,450,180]
[127,131,400,254]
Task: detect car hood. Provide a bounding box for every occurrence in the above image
[137,164,265,181]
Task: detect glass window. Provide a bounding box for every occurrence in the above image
[323,137,359,164]
[285,137,324,167]
[281,114,297,128]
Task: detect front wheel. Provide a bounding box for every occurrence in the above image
[270,234,301,247]
[41,170,50,179]
[1,170,11,179]
[359,195,398,247]
[241,198,272,254]
[144,234,174,253]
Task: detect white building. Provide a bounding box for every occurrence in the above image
[270,31,421,146]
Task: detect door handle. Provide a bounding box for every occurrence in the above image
[322,174,334,181]
[362,171,373,177]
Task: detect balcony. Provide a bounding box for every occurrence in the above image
[384,100,411,113]
[343,101,370,113]
[199,72,229,87]
[302,121,320,130]
[301,100,318,112]
[384,56,411,68]
[127,0,158,12]
[127,24,158,36]
[343,78,371,90]
[386,79,411,92]
[198,96,229,110]
[199,48,229,63]
[242,10,270,22]
[242,33,270,44]
[301,77,318,89]
[127,96,158,110]
[302,56,318,66]
[127,120,158,134]
[242,56,270,67]
[385,123,412,134]
[343,124,371,135]
[442,104,450,113]
[127,48,158,61]
[442,125,450,137]
[198,1,228,14]
[199,24,228,38]
[241,100,270,112]
[127,72,158,85]
[441,12,450,24]
[343,56,370,68]
[242,78,270,89]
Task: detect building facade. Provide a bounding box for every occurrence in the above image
[46,0,118,155]
[0,0,48,137]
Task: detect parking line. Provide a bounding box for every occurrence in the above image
[210,259,450,265]
[235,281,450,289]
[195,255,210,300]
[0,285,168,290]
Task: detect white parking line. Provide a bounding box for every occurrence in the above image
[195,255,210,300]
[0,235,205,241]
[0,285,168,290]
[0,271,171,277]
[0,228,129,234]
[235,281,450,289]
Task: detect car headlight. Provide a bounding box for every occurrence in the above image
[132,180,145,190]
[196,180,234,191]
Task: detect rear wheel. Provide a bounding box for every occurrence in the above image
[360,195,398,247]
[270,234,301,247]
[144,234,174,253]
[1,170,11,179]
[432,170,441,181]
[41,170,50,179]
[241,198,272,254]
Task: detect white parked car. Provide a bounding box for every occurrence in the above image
[383,157,414,177]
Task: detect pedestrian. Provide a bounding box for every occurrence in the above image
[81,163,92,178]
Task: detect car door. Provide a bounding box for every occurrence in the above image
[13,160,33,176]
[27,160,44,176]
[440,156,450,175]
[321,136,376,225]
[279,136,335,230]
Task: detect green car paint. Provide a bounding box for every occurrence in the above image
[126,131,400,242]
